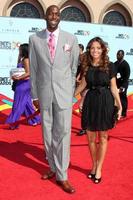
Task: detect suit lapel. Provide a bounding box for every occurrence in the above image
[53,30,64,65]
[41,30,52,64]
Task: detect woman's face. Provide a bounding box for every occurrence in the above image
[90,41,103,60]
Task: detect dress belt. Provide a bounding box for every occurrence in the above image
[89,86,109,93]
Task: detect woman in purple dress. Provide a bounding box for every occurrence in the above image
[6,43,40,129]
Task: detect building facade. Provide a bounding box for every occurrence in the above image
[0,0,133,26]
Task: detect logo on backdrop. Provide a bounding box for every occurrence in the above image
[0,77,11,85]
[126,48,133,55]
[0,41,20,50]
[28,27,43,33]
[115,34,129,39]
[75,30,90,36]
[0,64,16,69]
[0,28,20,34]
[0,19,20,34]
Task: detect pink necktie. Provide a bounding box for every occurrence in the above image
[48,33,55,62]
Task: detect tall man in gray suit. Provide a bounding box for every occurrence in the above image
[29,5,79,193]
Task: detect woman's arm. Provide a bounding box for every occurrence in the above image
[12,58,30,80]
[74,76,87,97]
[110,77,122,120]
[76,73,81,83]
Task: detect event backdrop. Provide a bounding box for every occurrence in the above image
[0,16,133,98]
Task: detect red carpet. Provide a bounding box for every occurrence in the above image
[0,94,133,200]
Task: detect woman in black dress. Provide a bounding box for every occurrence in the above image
[74,37,122,183]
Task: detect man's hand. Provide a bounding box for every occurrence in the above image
[33,100,40,110]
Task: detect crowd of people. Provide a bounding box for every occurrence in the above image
[5,4,131,194]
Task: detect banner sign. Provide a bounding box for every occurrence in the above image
[0,17,133,98]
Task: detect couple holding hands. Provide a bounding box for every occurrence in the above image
[8,5,122,194]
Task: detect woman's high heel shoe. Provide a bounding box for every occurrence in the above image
[9,125,19,130]
[87,173,96,180]
[94,177,102,184]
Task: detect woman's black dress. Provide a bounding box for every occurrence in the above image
[82,62,116,131]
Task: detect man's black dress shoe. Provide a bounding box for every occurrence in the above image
[77,129,86,136]
[121,114,126,118]
[56,180,75,194]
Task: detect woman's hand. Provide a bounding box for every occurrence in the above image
[74,77,87,97]
[117,108,122,120]
[12,75,20,80]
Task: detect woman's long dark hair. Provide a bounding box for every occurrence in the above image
[82,37,110,75]
[19,43,29,59]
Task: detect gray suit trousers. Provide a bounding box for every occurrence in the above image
[40,91,72,181]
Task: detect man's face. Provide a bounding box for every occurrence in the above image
[117,51,124,61]
[46,6,60,32]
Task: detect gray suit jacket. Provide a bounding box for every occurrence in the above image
[29,29,79,109]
